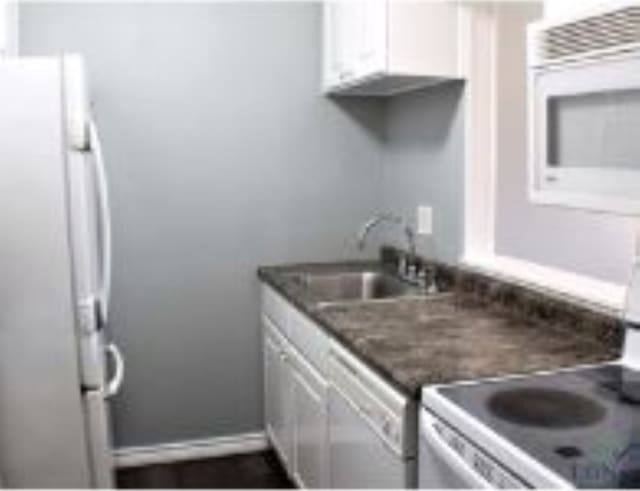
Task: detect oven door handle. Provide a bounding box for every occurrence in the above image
[420,411,493,489]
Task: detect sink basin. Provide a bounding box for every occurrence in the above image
[288,270,420,304]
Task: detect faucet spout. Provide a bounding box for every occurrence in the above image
[357,212,416,256]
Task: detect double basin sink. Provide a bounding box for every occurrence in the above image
[286,269,430,307]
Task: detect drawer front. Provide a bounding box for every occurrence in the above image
[288,305,329,376]
[261,285,290,337]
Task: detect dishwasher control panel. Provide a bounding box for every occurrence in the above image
[432,418,529,489]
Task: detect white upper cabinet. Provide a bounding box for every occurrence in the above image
[0,1,18,57]
[0,1,7,57]
[323,0,462,96]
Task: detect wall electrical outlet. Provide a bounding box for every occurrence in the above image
[417,206,433,236]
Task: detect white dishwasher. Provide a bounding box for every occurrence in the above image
[328,341,417,488]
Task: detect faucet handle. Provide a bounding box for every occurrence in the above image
[406,261,419,281]
[418,265,439,294]
[398,255,408,276]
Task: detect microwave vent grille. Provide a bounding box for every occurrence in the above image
[537,5,640,63]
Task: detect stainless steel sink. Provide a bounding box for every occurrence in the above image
[288,270,420,304]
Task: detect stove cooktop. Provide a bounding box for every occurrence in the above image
[438,364,640,488]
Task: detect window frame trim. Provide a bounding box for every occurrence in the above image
[460,2,625,312]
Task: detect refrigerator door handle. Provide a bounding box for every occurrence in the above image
[88,120,112,328]
[104,343,124,399]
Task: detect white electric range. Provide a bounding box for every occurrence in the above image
[419,359,640,489]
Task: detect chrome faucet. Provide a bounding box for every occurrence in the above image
[356,213,439,291]
[357,213,417,258]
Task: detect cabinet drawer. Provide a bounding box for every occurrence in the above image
[288,307,329,376]
[261,285,290,337]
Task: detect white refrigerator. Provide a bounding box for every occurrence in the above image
[0,55,124,488]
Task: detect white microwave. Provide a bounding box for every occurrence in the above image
[528,1,640,215]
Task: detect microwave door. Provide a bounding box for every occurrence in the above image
[531,53,640,213]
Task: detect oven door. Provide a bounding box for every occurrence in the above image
[419,409,531,490]
[529,51,640,214]
[419,410,489,489]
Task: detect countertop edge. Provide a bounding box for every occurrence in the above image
[257,266,422,398]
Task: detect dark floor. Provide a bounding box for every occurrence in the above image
[117,450,294,489]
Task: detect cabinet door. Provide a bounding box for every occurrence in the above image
[324,1,363,88]
[323,1,342,89]
[0,1,17,57]
[323,0,388,91]
[264,328,294,468]
[0,1,6,56]
[292,358,328,488]
[264,334,283,458]
[357,0,387,78]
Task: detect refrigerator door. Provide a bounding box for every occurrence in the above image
[63,53,91,151]
[63,54,106,394]
[84,390,115,489]
[67,143,104,388]
[65,109,112,329]
[0,57,93,487]
[63,54,120,488]
[63,55,112,329]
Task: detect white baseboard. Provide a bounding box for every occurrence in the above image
[114,431,268,468]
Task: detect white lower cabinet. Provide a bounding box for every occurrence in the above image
[291,350,327,488]
[262,286,329,488]
[264,322,294,468]
[262,284,416,489]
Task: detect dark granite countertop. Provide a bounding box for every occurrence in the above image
[258,261,622,398]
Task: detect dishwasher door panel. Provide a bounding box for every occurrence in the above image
[328,385,410,488]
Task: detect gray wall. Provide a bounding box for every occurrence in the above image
[20,2,385,447]
[25,0,630,452]
[380,83,465,263]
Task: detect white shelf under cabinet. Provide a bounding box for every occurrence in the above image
[323,0,462,96]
